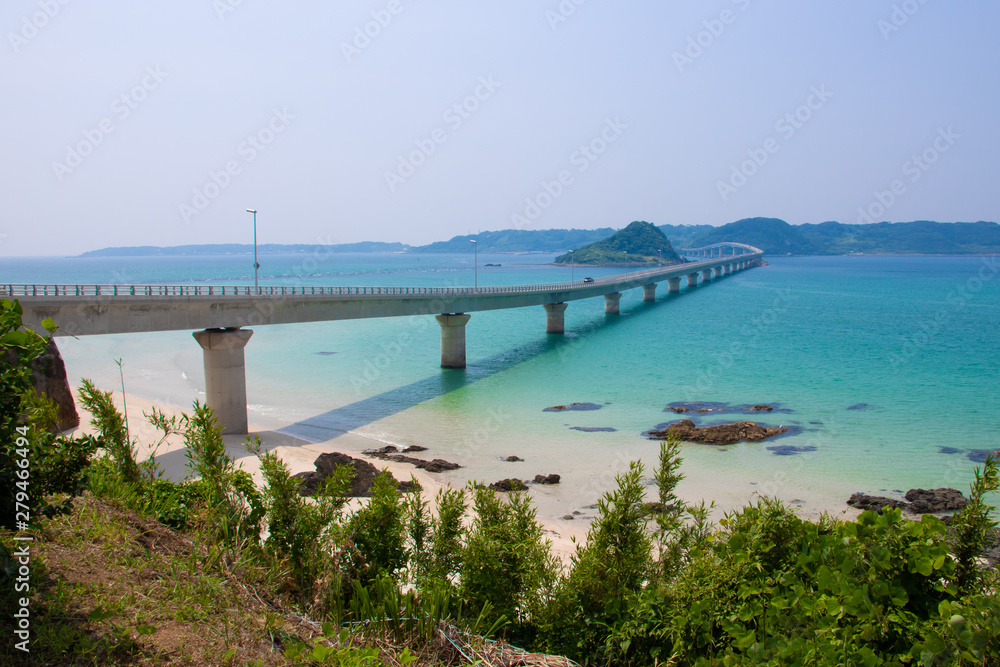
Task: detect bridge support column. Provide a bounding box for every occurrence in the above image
[701,269,712,282]
[687,272,699,287]
[605,292,622,315]
[436,313,471,368]
[193,328,253,435]
[714,266,723,278]
[544,303,568,334]
[642,284,656,302]
[667,277,681,294]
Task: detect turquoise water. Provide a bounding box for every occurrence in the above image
[5,253,999,517]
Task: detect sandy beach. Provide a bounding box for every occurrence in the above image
[71,387,865,565]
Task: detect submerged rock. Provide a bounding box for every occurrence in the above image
[747,405,774,412]
[666,406,690,413]
[544,402,603,412]
[570,426,617,432]
[647,419,788,445]
[847,403,874,411]
[766,445,817,456]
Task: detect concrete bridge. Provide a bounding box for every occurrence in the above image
[7,243,763,433]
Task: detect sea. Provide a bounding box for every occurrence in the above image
[5,252,1000,519]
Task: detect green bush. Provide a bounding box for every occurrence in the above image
[461,484,558,634]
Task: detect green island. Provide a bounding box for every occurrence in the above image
[2,298,999,666]
[553,221,685,266]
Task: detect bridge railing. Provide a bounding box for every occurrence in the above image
[1,253,762,300]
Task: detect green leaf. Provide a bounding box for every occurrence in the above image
[41,317,57,333]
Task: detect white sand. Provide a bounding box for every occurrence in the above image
[70,388,859,565]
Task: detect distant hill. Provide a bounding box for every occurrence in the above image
[680,219,1000,256]
[410,228,615,253]
[554,221,684,266]
[80,242,408,257]
[683,217,823,255]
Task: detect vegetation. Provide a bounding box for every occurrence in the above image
[2,300,999,665]
[680,218,1000,256]
[555,221,684,266]
[412,228,616,254]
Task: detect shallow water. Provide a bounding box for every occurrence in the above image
[7,252,999,517]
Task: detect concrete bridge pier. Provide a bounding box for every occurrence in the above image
[667,277,681,294]
[688,272,699,287]
[714,266,723,278]
[544,303,568,334]
[436,313,471,368]
[701,269,713,282]
[642,284,656,302]
[192,327,253,435]
[605,292,622,315]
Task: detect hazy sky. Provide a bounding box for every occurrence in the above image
[3,1,999,256]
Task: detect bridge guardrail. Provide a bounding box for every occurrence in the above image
[2,253,762,300]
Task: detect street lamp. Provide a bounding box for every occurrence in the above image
[624,250,628,276]
[246,209,259,293]
[470,239,477,290]
[658,248,662,266]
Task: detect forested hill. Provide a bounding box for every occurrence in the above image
[554,221,684,265]
[672,218,1000,256]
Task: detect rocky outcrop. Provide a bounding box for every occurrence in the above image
[904,488,967,513]
[666,407,690,414]
[502,455,524,462]
[847,487,968,515]
[363,448,461,473]
[25,339,79,431]
[647,419,788,445]
[570,426,617,432]
[293,452,410,497]
[847,493,908,513]
[747,405,774,412]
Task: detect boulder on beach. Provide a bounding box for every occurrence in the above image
[489,478,527,492]
[533,474,560,485]
[904,488,967,513]
[502,455,524,462]
[647,419,788,445]
[847,493,908,513]
[293,452,410,497]
[364,448,462,473]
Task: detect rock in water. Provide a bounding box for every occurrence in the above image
[904,488,967,513]
[25,339,79,431]
[647,419,788,445]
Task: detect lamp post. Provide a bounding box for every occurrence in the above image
[658,248,662,266]
[246,209,259,294]
[470,239,477,290]
[624,250,628,276]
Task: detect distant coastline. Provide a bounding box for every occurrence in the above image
[77,218,1000,258]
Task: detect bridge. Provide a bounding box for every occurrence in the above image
[7,243,763,434]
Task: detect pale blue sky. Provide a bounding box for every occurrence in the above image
[2,1,998,256]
